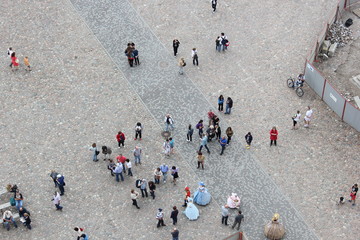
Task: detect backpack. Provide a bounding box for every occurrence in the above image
[183,62,186,67]
[10,197,16,206]
[135,179,142,188]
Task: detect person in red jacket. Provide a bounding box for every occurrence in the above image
[11,52,19,71]
[116,131,126,148]
[270,127,278,146]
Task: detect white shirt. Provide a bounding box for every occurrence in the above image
[305,109,313,119]
[294,113,301,122]
[53,193,61,204]
[7,49,13,58]
[126,161,132,168]
[3,210,13,219]
[191,50,197,58]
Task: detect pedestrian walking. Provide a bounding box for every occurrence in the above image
[50,170,59,187]
[133,146,142,165]
[221,204,230,225]
[7,47,13,67]
[187,124,194,142]
[125,43,135,67]
[199,134,211,154]
[216,36,221,52]
[170,206,179,225]
[178,58,186,75]
[24,56,31,71]
[2,210,18,231]
[74,227,85,240]
[133,47,140,66]
[113,163,124,182]
[215,125,222,140]
[226,127,233,144]
[304,106,313,128]
[173,39,180,56]
[101,146,112,161]
[160,164,169,183]
[126,159,133,176]
[182,186,191,207]
[163,139,171,157]
[196,120,204,138]
[165,114,175,131]
[131,189,140,209]
[52,192,63,211]
[349,183,358,206]
[171,166,179,185]
[134,122,143,140]
[211,0,217,12]
[89,143,99,162]
[171,228,180,240]
[169,137,175,154]
[156,209,166,228]
[292,110,301,130]
[14,189,23,210]
[107,159,116,176]
[154,167,162,184]
[149,181,156,199]
[221,33,229,51]
[11,52,19,71]
[192,48,199,66]
[270,127,278,146]
[197,152,205,169]
[218,95,224,111]
[56,174,65,196]
[140,179,148,197]
[116,131,126,148]
[245,132,253,149]
[232,211,244,230]
[219,136,227,155]
[224,97,233,114]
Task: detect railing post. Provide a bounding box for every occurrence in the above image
[321,79,327,100]
[341,100,347,121]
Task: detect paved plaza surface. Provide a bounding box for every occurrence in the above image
[1,0,359,240]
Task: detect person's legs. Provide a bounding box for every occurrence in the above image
[145,189,148,197]
[53,179,58,187]
[270,140,273,146]
[141,189,145,197]
[220,145,225,155]
[199,145,203,152]
[228,107,231,114]
[163,172,167,182]
[197,161,200,168]
[201,162,204,169]
[93,152,97,161]
[119,172,124,181]
[11,219,17,228]
[190,134,192,142]
[115,173,120,182]
[205,145,210,153]
[157,220,161,228]
[128,168,133,176]
[274,140,277,146]
[26,223,32,230]
[227,136,231,144]
[224,216,228,225]
[59,185,65,195]
[135,131,138,140]
[3,221,10,230]
[55,204,63,210]
[225,104,229,114]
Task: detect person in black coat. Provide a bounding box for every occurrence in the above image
[170,206,179,225]
[225,97,233,114]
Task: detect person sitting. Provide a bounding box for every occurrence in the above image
[2,210,18,231]
[295,73,305,88]
[264,213,285,239]
[227,193,241,209]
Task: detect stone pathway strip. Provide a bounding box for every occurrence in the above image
[69,0,319,239]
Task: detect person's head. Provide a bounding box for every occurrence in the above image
[9,47,12,50]
[219,94,223,99]
[185,186,190,191]
[11,52,15,57]
[92,143,96,148]
[272,213,279,221]
[202,133,206,137]
[221,32,225,36]
[157,167,160,171]
[135,146,139,149]
[198,151,202,156]
[158,208,162,212]
[74,227,79,231]
[340,197,344,202]
[354,183,358,187]
[225,204,229,208]
[272,126,277,130]
[126,159,130,162]
[180,57,184,61]
[136,122,141,126]
[131,189,134,193]
[297,110,300,114]
[169,137,172,141]
[54,191,59,196]
[238,210,242,215]
[227,127,232,131]
[148,181,154,185]
[25,56,28,59]
[109,159,113,163]
[173,206,177,210]
[166,114,170,117]
[192,48,196,51]
[131,42,135,47]
[127,43,131,47]
[172,166,176,170]
[188,124,192,129]
[307,106,311,110]
[199,119,203,123]
[247,132,251,135]
[24,213,29,217]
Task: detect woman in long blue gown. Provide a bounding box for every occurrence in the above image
[193,182,211,206]
[183,197,199,220]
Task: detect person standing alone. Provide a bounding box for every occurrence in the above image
[173,39,180,57]
[225,97,233,114]
[211,0,217,12]
[156,208,166,228]
[269,127,278,146]
[192,48,199,66]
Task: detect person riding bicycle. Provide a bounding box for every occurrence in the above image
[295,74,305,88]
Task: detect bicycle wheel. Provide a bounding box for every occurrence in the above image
[296,87,304,97]
[287,78,294,88]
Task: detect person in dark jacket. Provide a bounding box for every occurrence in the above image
[245,132,253,149]
[170,206,179,225]
[173,39,180,56]
[50,170,58,187]
[149,181,156,199]
[218,95,224,111]
[225,97,233,114]
[187,124,194,142]
[56,174,65,196]
[23,213,31,230]
[18,207,30,218]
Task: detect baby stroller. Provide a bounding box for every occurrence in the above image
[102,146,112,161]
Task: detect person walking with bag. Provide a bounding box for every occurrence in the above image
[89,143,99,162]
[173,39,180,57]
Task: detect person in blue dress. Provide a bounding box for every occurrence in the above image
[183,197,199,220]
[193,182,211,206]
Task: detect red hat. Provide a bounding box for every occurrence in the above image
[185,187,190,191]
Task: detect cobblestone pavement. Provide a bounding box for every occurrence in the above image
[0,0,359,240]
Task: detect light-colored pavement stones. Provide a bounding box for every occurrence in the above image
[0,0,359,240]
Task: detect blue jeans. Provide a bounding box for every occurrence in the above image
[199,144,210,153]
[115,172,124,182]
[92,152,97,161]
[162,172,167,182]
[15,200,23,210]
[216,45,221,52]
[134,155,141,164]
[55,204,63,210]
[127,168,133,176]
[225,105,231,114]
[165,123,174,131]
[3,218,17,230]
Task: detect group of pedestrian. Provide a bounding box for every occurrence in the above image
[124,42,140,67]
[292,106,314,130]
[7,47,31,72]
[49,171,66,211]
[215,33,229,52]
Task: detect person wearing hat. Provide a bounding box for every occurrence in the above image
[193,182,211,206]
[182,187,191,207]
[56,174,65,196]
[264,213,285,239]
[156,208,166,228]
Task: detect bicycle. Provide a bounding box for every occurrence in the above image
[287,77,304,97]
